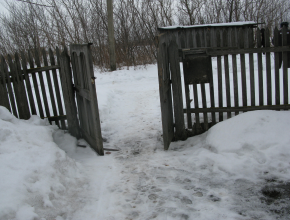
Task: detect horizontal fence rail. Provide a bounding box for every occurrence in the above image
[0,48,67,129]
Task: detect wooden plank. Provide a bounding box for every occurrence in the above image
[265,28,272,105]
[184,104,290,113]
[20,51,36,115]
[76,53,91,135]
[14,53,30,119]
[83,44,104,155]
[168,39,187,140]
[223,29,231,118]
[1,56,17,116]
[0,57,11,111]
[27,65,59,74]
[7,55,23,118]
[274,27,280,105]
[184,29,192,129]
[282,25,288,104]
[42,49,59,126]
[34,49,50,118]
[49,48,66,129]
[71,51,86,133]
[231,28,239,115]
[192,83,201,133]
[248,28,255,106]
[184,84,192,129]
[179,30,186,49]
[186,30,193,48]
[196,30,209,130]
[28,50,44,118]
[256,28,264,106]
[200,83,208,130]
[239,28,247,109]
[216,29,223,121]
[208,28,216,125]
[206,46,290,56]
[59,49,81,138]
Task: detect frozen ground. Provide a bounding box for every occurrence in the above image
[0,64,290,220]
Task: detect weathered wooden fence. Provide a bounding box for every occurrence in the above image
[0,44,104,155]
[0,48,67,127]
[157,22,290,150]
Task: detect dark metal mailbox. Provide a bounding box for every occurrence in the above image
[182,54,212,84]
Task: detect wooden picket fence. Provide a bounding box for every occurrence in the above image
[0,48,67,128]
[157,23,290,150]
[0,44,104,155]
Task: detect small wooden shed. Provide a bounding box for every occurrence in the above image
[156,21,290,150]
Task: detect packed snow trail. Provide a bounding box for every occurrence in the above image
[1,65,290,220]
[69,65,290,220]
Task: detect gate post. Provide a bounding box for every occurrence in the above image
[168,39,187,141]
[59,48,81,138]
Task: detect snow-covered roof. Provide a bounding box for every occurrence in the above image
[158,21,258,30]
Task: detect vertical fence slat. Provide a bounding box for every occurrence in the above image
[239,28,247,109]
[7,55,23,118]
[282,25,289,104]
[59,49,81,138]
[197,30,209,130]
[184,84,192,129]
[158,38,175,150]
[14,53,30,119]
[34,49,51,118]
[184,30,192,129]
[274,27,280,105]
[20,51,36,115]
[257,28,264,106]
[208,29,216,125]
[50,48,66,129]
[0,57,11,111]
[42,49,59,126]
[192,29,201,133]
[193,84,200,133]
[28,50,44,118]
[217,30,223,121]
[1,56,17,116]
[231,28,239,115]
[223,29,231,119]
[248,28,255,106]
[168,39,187,140]
[265,28,272,105]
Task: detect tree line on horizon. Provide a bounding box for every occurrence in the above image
[0,0,289,70]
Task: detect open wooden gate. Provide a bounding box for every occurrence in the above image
[69,44,104,155]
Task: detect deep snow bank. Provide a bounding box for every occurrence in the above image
[0,106,86,220]
[205,110,290,182]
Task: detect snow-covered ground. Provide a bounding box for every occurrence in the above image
[1,64,290,220]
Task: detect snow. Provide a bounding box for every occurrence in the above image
[1,64,290,219]
[159,21,257,30]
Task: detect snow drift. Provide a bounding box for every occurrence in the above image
[0,106,86,220]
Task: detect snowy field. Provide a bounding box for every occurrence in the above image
[1,63,290,220]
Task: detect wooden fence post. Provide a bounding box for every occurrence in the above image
[59,49,81,138]
[0,58,11,111]
[168,39,187,141]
